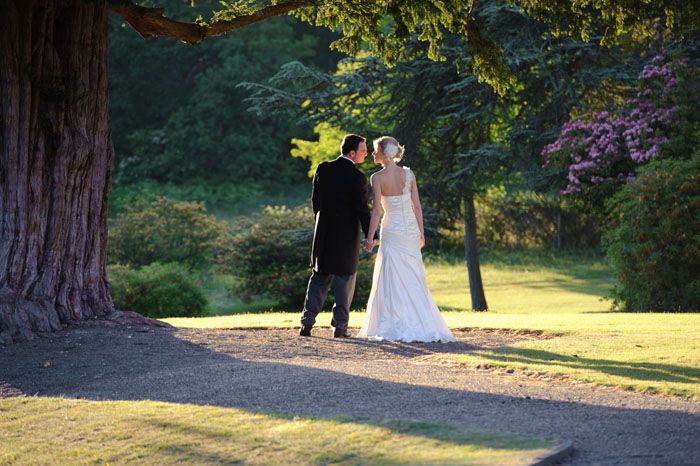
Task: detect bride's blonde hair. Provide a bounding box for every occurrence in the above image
[374,136,405,162]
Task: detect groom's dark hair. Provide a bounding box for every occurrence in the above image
[341,134,366,155]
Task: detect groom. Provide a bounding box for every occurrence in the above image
[300,134,371,338]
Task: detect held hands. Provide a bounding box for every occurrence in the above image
[363,237,420,251]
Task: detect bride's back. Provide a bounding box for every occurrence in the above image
[376,166,408,197]
[378,166,417,235]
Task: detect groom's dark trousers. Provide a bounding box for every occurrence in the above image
[301,272,356,330]
[301,155,371,332]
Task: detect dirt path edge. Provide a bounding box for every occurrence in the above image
[529,440,575,466]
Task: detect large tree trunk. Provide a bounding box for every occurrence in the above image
[0,0,117,345]
[463,191,488,311]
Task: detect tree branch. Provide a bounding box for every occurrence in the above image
[110,0,315,45]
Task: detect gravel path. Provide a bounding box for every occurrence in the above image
[1,325,698,465]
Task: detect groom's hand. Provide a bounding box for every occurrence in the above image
[362,239,374,252]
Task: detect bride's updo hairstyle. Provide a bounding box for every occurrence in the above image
[374,136,405,162]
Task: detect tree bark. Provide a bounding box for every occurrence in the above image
[0,0,141,345]
[463,191,488,311]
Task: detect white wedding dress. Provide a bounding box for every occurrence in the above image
[357,167,455,343]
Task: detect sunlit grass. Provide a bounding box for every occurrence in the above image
[424,249,613,314]
[440,313,700,398]
[0,397,554,466]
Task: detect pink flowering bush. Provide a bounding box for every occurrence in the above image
[543,54,695,196]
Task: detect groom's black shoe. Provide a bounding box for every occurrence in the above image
[333,328,352,338]
[299,325,312,337]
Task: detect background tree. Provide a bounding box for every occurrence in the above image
[1,0,698,344]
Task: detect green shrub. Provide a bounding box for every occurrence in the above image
[604,155,700,311]
[219,205,375,308]
[108,197,229,270]
[108,262,208,318]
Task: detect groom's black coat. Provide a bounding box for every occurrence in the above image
[310,156,371,275]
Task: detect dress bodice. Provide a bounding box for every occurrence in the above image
[380,167,419,235]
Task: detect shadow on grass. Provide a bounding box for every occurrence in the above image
[472,347,700,384]
[433,305,473,312]
[485,277,612,300]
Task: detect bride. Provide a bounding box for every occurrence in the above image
[357,136,454,343]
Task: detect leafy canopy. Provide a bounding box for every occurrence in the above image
[115,0,700,95]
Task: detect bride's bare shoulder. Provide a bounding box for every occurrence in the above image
[370,168,388,183]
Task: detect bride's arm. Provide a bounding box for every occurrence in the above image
[409,173,425,248]
[365,174,382,249]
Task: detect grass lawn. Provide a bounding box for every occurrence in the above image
[165,250,700,399]
[0,397,555,466]
[424,249,613,314]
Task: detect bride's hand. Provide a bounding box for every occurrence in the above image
[420,235,425,249]
[362,238,374,252]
